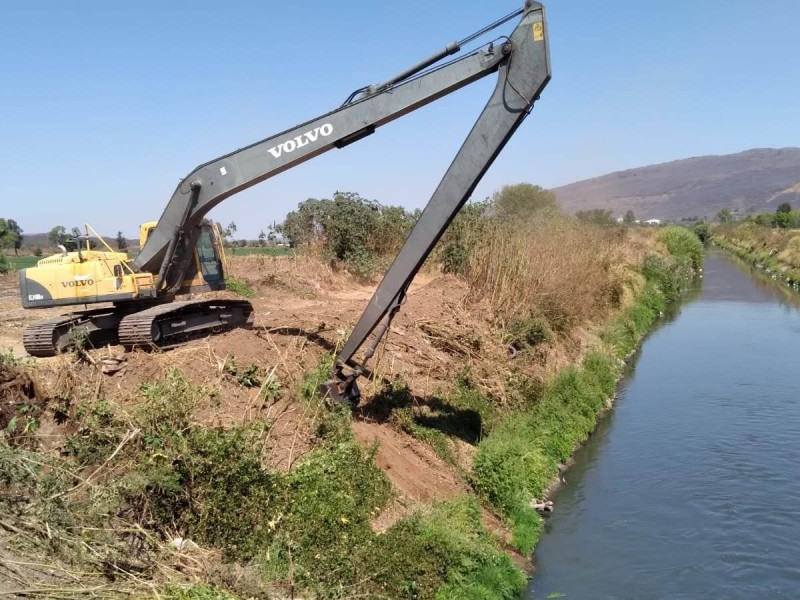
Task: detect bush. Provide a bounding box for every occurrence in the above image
[279,191,417,275]
[692,221,710,245]
[658,226,704,270]
[466,218,624,331]
[0,254,8,274]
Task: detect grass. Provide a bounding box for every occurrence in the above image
[224,277,256,298]
[4,255,39,269]
[713,223,800,289]
[465,218,628,331]
[226,245,292,257]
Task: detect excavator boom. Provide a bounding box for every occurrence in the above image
[19,2,550,369]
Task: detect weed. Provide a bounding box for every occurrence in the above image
[225,277,256,298]
[658,225,704,270]
[223,358,263,387]
[506,314,552,353]
[161,584,241,600]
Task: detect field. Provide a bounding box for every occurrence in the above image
[4,255,39,269]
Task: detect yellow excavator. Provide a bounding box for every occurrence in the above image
[20,220,248,356]
[18,2,551,401]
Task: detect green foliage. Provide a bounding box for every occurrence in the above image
[472,265,680,551]
[716,208,733,223]
[352,497,526,600]
[777,202,792,214]
[224,277,256,298]
[279,191,417,275]
[601,279,666,357]
[222,359,267,388]
[576,208,616,226]
[161,584,241,600]
[65,398,125,464]
[490,183,558,221]
[774,210,795,229]
[693,220,710,244]
[0,218,23,253]
[438,201,488,275]
[658,225,704,270]
[0,253,7,274]
[506,314,551,352]
[47,225,68,248]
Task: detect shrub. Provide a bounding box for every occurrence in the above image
[466,218,623,331]
[658,226,704,270]
[279,191,417,275]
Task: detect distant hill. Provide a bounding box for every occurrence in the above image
[553,148,800,221]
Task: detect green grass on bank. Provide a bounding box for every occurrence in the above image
[471,230,702,554]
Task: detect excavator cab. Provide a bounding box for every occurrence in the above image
[138,220,227,294]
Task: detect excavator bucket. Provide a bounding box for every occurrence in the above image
[319,377,361,406]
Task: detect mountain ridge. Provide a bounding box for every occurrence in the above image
[553,147,800,221]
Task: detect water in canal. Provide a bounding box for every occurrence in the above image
[528,251,800,600]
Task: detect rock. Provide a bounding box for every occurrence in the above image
[530,498,554,513]
[171,537,200,553]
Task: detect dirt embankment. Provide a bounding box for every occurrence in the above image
[1,255,591,528]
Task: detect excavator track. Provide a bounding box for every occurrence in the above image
[118,298,254,350]
[22,308,121,358]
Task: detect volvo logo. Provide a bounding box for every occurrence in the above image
[61,279,94,288]
[267,123,333,159]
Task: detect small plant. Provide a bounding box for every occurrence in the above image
[225,277,256,298]
[506,314,551,352]
[223,359,264,388]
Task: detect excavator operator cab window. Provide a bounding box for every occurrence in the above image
[197,227,223,283]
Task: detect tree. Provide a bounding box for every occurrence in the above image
[716,208,733,223]
[33,247,43,257]
[0,219,23,254]
[216,221,238,246]
[48,225,68,248]
[774,210,794,229]
[257,229,267,247]
[491,183,558,221]
[576,208,616,226]
[777,202,792,214]
[116,231,128,251]
[623,210,636,225]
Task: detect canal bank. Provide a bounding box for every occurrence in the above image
[527,250,800,599]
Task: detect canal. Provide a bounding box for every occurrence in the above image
[527,251,800,599]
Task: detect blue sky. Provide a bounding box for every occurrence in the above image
[1,0,798,238]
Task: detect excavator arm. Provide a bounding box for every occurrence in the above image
[134,2,550,402]
[325,3,551,402]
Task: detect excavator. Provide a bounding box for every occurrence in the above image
[17,1,551,403]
